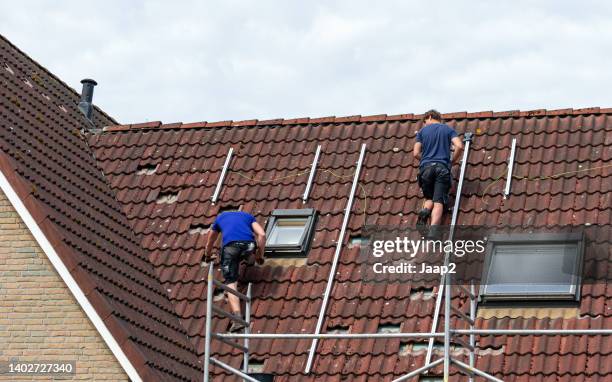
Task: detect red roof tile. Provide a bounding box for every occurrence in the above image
[0,34,201,381]
[2,28,610,382]
[88,107,612,380]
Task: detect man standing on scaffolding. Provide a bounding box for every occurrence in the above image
[414,110,463,227]
[203,207,266,332]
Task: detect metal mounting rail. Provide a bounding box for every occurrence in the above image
[200,132,612,381]
[303,145,321,203]
[425,132,474,369]
[503,138,517,199]
[304,143,367,374]
[211,147,233,204]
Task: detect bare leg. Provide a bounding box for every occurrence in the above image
[226,282,241,315]
[431,202,444,225]
[423,199,433,210]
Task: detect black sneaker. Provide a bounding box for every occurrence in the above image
[416,208,431,227]
[228,321,246,333]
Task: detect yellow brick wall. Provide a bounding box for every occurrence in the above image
[0,188,129,381]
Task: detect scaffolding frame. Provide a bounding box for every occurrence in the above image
[202,135,611,381]
[203,264,253,382]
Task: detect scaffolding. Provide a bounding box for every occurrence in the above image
[202,135,612,382]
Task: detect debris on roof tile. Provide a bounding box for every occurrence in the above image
[189,223,210,235]
[88,107,612,380]
[156,190,180,204]
[136,163,159,175]
[377,323,401,334]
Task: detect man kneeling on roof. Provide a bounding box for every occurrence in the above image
[203,206,266,332]
[413,109,463,227]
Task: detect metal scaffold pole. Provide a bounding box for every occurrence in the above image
[443,272,451,381]
[469,282,476,382]
[425,132,474,370]
[203,265,214,382]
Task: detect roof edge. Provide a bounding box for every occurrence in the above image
[101,107,612,132]
[0,33,118,125]
[0,156,143,382]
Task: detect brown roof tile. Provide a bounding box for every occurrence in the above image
[0,34,201,381]
[3,32,611,382]
[89,105,612,380]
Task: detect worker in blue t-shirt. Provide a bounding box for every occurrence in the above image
[203,207,266,332]
[413,110,463,226]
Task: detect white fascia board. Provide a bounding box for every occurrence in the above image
[0,168,143,382]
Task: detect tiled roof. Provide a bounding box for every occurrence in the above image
[0,34,202,381]
[89,109,611,380]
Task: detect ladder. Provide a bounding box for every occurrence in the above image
[203,264,256,382]
[415,131,503,382]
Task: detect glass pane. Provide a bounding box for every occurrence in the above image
[268,218,308,245]
[486,243,578,295]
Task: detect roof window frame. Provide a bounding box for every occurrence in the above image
[264,208,317,257]
[479,232,584,302]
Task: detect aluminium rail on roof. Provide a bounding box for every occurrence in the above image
[303,145,322,203]
[202,134,611,381]
[211,147,234,204]
[305,143,368,374]
[504,138,518,199]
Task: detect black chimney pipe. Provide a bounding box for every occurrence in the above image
[78,78,97,122]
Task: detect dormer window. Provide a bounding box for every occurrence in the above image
[265,209,316,257]
[480,232,584,301]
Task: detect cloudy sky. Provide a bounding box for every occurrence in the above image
[2,1,611,124]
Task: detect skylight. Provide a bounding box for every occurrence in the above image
[480,232,584,301]
[265,209,316,257]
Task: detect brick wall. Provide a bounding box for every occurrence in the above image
[0,188,128,381]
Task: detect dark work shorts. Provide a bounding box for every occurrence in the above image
[221,241,256,284]
[418,162,452,205]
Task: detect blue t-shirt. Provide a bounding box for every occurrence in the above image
[212,211,256,246]
[415,123,458,169]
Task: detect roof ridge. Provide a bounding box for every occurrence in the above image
[0,33,118,125]
[102,107,612,132]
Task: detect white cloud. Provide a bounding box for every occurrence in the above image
[2,0,612,124]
